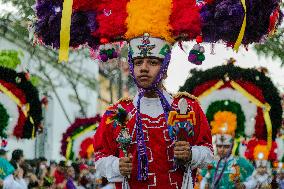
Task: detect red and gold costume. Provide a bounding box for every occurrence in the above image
[94,92,213,189]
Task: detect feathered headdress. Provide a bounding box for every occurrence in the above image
[211,111,237,145]
[245,139,277,167]
[33,0,283,62]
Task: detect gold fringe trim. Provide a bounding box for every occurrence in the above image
[173,92,199,102]
[117,96,133,103]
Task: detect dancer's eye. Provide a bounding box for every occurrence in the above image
[133,60,143,66]
[150,60,159,66]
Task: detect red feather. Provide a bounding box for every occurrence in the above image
[79,137,94,158]
[170,0,201,40]
[92,0,128,41]
[245,138,277,161]
[268,8,280,34]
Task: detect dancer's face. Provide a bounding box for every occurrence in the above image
[67,166,75,178]
[257,166,267,175]
[133,58,162,88]
[216,145,231,158]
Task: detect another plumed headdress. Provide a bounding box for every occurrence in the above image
[211,111,237,145]
[245,139,277,167]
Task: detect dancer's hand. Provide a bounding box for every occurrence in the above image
[204,183,210,189]
[235,182,245,189]
[174,141,192,162]
[119,154,133,176]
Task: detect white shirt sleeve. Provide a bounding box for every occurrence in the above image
[3,175,27,189]
[243,175,257,189]
[190,146,214,170]
[3,175,14,189]
[200,177,208,189]
[15,178,28,189]
[95,155,124,182]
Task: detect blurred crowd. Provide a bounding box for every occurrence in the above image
[1,148,283,188]
[0,149,114,189]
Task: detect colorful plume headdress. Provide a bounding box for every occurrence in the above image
[210,111,237,145]
[245,138,277,161]
[60,115,101,161]
[180,63,282,150]
[33,0,283,62]
[0,66,42,139]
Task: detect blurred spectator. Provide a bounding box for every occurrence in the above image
[10,149,24,169]
[0,149,8,160]
[0,148,117,189]
[0,149,26,189]
[66,166,76,189]
[54,161,66,188]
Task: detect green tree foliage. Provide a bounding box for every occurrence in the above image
[254,4,284,66]
[254,28,284,66]
[0,50,22,69]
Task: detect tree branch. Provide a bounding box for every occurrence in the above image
[39,61,72,124]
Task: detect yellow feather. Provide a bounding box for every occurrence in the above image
[125,0,173,42]
[211,111,237,136]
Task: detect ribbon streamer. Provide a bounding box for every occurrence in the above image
[233,0,247,52]
[232,137,241,155]
[198,80,224,100]
[66,137,72,161]
[59,0,73,62]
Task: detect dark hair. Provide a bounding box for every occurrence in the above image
[50,160,57,166]
[28,180,39,188]
[38,157,47,162]
[59,160,65,167]
[11,149,24,161]
[0,149,7,156]
[10,160,18,169]
[21,162,34,177]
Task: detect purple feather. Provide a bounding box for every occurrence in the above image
[34,0,98,48]
[201,0,282,44]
